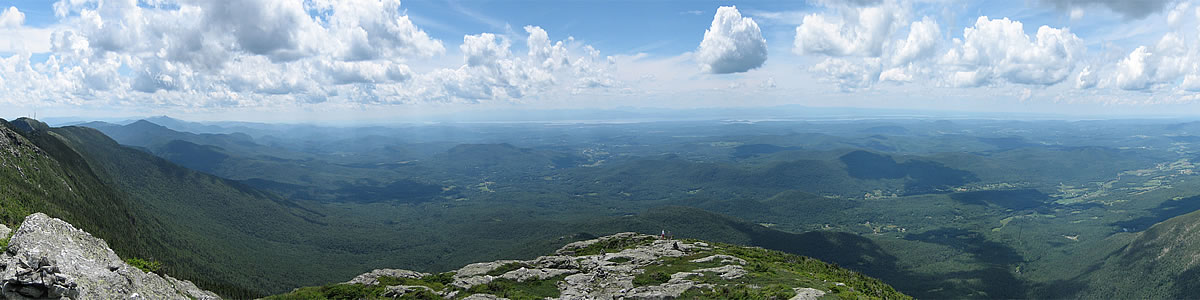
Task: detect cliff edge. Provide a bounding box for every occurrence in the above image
[0,213,219,300]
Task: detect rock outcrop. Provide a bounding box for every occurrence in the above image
[0,213,219,299]
[346,269,429,285]
[270,232,910,300]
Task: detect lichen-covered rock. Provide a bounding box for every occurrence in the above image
[454,260,522,278]
[496,267,577,282]
[528,255,580,270]
[0,224,10,240]
[792,287,827,300]
[451,275,494,290]
[345,268,428,285]
[461,294,508,300]
[0,213,219,300]
[693,264,747,280]
[625,281,699,299]
[690,254,747,265]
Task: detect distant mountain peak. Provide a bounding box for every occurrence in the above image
[145,115,182,123]
[125,119,170,130]
[9,117,50,134]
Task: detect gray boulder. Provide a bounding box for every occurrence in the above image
[791,287,827,300]
[0,213,219,299]
[345,269,428,285]
[496,267,577,282]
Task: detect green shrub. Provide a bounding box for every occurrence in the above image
[421,272,455,286]
[486,262,528,276]
[376,272,457,292]
[125,257,163,274]
[633,271,671,286]
[679,285,795,300]
[322,283,384,299]
[466,275,565,300]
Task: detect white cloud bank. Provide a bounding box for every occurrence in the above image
[791,1,1094,91]
[5,0,1200,113]
[696,6,768,74]
[0,0,619,110]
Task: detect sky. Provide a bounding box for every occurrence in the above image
[2,0,1200,122]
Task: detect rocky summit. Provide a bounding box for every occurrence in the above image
[268,232,909,299]
[0,213,218,300]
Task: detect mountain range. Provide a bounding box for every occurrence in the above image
[5,117,1200,298]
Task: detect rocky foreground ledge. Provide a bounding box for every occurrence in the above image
[0,213,218,300]
[269,232,909,300]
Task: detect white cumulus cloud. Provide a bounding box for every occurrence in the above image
[1114,32,1195,91]
[793,2,905,57]
[940,16,1085,87]
[462,33,510,67]
[892,17,941,66]
[1,6,24,28]
[696,6,768,74]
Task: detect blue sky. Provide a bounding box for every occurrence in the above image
[0,0,1199,122]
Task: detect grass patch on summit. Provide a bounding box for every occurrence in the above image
[377,272,456,292]
[680,284,796,299]
[465,274,567,300]
[633,253,722,286]
[485,262,529,276]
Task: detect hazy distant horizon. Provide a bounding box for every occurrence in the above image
[12,104,1200,128]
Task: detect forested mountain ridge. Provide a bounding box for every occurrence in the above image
[0,118,344,297]
[0,118,145,259]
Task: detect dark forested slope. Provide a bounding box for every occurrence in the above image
[1074,206,1200,299]
[1,118,355,297]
